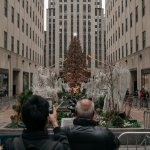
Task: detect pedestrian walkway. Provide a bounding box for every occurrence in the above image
[0,98,15,128]
[0,99,146,128]
[130,108,144,128]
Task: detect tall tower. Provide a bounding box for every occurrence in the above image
[0,0,44,96]
[46,0,105,75]
[105,0,150,92]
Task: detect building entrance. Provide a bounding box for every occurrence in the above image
[13,70,20,96]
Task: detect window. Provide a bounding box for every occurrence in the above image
[122,46,124,58]
[22,43,24,56]
[59,5,62,13]
[22,0,24,8]
[77,4,79,12]
[26,23,28,36]
[83,4,86,13]
[142,31,146,48]
[130,39,133,54]
[30,6,32,18]
[125,0,128,7]
[126,43,128,56]
[17,13,20,28]
[33,30,34,41]
[121,0,123,12]
[26,46,28,58]
[4,31,7,49]
[26,1,28,13]
[11,7,14,23]
[11,36,14,51]
[130,13,132,27]
[136,35,139,51]
[71,4,73,13]
[142,0,145,16]
[118,6,120,17]
[17,40,20,54]
[30,48,31,59]
[135,6,138,22]
[125,18,128,32]
[33,11,34,22]
[4,0,8,17]
[64,4,67,13]
[118,27,120,38]
[22,18,24,32]
[30,27,31,39]
[88,4,91,12]
[115,10,117,21]
[122,23,124,35]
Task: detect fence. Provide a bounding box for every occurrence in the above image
[144,110,150,129]
[118,132,150,150]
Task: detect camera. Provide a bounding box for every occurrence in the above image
[45,98,53,114]
[67,97,77,114]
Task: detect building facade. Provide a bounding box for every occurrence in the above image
[46,0,105,75]
[106,0,150,93]
[0,0,44,96]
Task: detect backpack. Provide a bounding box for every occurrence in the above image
[13,137,57,150]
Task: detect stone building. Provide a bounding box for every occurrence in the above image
[0,0,44,96]
[106,0,150,93]
[46,0,105,75]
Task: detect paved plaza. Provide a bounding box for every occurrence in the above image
[0,100,145,128]
[0,98,15,128]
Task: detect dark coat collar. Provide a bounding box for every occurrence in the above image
[73,117,98,126]
[22,129,49,140]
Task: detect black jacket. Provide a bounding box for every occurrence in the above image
[62,118,120,150]
[4,127,70,150]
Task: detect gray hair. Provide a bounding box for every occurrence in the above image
[75,100,95,118]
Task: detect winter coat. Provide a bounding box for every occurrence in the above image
[61,117,120,150]
[4,127,70,150]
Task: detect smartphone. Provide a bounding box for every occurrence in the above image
[45,98,53,114]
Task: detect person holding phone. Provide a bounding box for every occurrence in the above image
[4,95,70,150]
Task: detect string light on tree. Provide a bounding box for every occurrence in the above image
[62,36,88,94]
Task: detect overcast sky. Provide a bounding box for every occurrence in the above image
[44,0,105,30]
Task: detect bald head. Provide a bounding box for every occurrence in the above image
[75,99,95,119]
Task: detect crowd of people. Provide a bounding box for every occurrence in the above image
[4,95,120,150]
[123,87,150,119]
[124,88,150,108]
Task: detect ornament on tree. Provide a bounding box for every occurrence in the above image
[62,36,88,92]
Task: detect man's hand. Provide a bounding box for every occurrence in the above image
[0,145,3,150]
[49,105,58,128]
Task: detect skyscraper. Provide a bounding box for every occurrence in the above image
[106,0,150,92]
[46,0,105,75]
[0,0,44,96]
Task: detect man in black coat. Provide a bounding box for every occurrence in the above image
[62,99,120,150]
[4,95,70,150]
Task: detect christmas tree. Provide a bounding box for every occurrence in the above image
[62,36,88,91]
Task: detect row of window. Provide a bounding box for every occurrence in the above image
[3,31,43,64]
[107,31,146,62]
[59,0,92,3]
[107,0,145,18]
[107,1,145,34]
[4,0,44,33]
[4,0,43,19]
[18,0,43,17]
[58,3,101,15]
[107,30,146,51]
